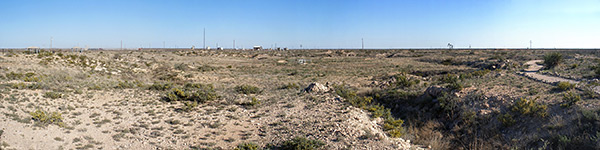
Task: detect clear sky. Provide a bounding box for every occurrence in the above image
[1,0,599,49]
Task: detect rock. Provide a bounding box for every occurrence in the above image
[305,82,329,93]
[425,85,447,98]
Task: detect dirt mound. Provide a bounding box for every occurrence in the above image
[305,82,329,93]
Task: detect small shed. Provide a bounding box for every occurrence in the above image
[72,46,83,53]
[253,46,262,51]
[27,46,40,53]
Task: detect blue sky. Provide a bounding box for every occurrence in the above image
[1,0,599,49]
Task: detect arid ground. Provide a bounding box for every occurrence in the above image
[1,49,600,149]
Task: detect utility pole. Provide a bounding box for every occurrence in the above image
[50,37,53,50]
[361,38,364,50]
[120,40,123,50]
[203,28,206,49]
[163,41,165,48]
[233,40,235,49]
[530,40,532,49]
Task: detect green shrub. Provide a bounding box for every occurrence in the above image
[181,101,198,112]
[557,82,575,91]
[441,74,464,91]
[512,98,547,117]
[30,109,64,127]
[235,85,261,94]
[571,64,578,69]
[335,85,406,138]
[447,82,464,91]
[466,69,491,78]
[393,74,420,88]
[561,92,581,108]
[5,72,23,80]
[115,80,140,89]
[235,142,259,150]
[244,97,261,106]
[334,85,372,109]
[543,52,563,69]
[383,117,405,138]
[366,104,391,118]
[441,58,454,65]
[43,92,63,99]
[197,65,220,72]
[279,137,325,150]
[280,83,300,89]
[163,83,218,103]
[37,51,53,58]
[497,113,515,127]
[174,63,189,71]
[4,72,38,81]
[148,82,173,91]
[333,84,357,99]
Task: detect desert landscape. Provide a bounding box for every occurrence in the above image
[0,49,599,149]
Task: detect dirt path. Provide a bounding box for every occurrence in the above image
[520,60,579,84]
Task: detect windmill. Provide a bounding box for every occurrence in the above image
[447,43,454,49]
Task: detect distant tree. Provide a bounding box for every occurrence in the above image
[544,52,563,69]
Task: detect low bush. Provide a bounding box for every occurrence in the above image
[383,117,405,138]
[148,82,173,91]
[174,63,189,71]
[5,72,23,80]
[334,85,371,109]
[512,98,547,117]
[497,113,515,127]
[441,74,464,91]
[393,74,420,88]
[44,92,63,99]
[235,85,261,94]
[280,83,300,90]
[30,109,64,127]
[235,142,259,150]
[163,83,218,103]
[366,104,391,118]
[37,51,53,58]
[181,101,198,112]
[9,83,45,90]
[543,52,563,69]
[243,97,261,106]
[197,64,220,72]
[561,92,581,108]
[461,69,491,79]
[557,82,575,91]
[279,137,325,150]
[335,85,406,137]
[115,80,141,89]
[5,72,39,82]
